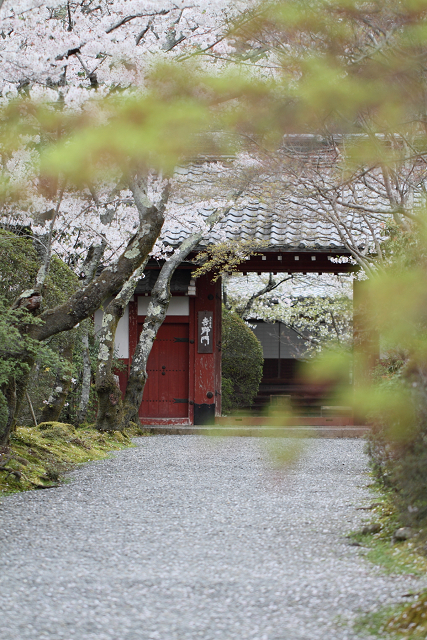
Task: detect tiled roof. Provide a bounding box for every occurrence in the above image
[162,160,388,252]
[162,201,359,251]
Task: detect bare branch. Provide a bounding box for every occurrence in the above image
[238,273,293,318]
[106,10,170,34]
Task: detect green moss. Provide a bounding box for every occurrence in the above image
[385,592,427,638]
[0,422,148,494]
[354,605,407,638]
[366,541,427,576]
[354,596,427,640]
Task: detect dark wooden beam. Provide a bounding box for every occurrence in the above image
[237,251,355,274]
[145,250,356,275]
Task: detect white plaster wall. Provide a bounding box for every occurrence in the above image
[94,302,129,359]
[137,296,189,316]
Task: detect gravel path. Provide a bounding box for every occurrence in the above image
[1,436,425,640]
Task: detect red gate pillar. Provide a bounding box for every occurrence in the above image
[193,274,222,425]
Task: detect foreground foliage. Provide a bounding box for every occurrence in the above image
[0,422,147,495]
[359,226,427,530]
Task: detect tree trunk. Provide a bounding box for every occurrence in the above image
[76,328,92,424]
[0,175,167,446]
[96,374,124,432]
[75,242,108,424]
[122,278,171,428]
[95,262,147,431]
[39,340,74,423]
[0,378,16,446]
[28,201,165,343]
[10,367,32,433]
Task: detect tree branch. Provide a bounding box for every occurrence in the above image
[106,10,170,34]
[237,273,293,318]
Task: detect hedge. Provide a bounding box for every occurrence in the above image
[221,309,263,413]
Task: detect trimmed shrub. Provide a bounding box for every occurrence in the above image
[221,309,263,413]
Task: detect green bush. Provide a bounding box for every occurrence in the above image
[221,309,263,413]
[0,229,81,427]
[0,230,39,304]
[221,376,235,414]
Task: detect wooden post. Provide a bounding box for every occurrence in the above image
[193,274,221,424]
[214,277,222,418]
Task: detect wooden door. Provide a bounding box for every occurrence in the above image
[138,322,189,418]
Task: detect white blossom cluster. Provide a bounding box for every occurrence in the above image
[227,272,353,302]
[0,0,257,272]
[0,0,251,106]
[0,149,250,269]
[226,272,354,351]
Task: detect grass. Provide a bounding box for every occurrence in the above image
[0,421,149,495]
[347,494,427,576]
[349,491,427,638]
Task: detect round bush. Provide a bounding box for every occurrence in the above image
[221,309,263,413]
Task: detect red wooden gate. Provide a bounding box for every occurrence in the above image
[138,322,190,419]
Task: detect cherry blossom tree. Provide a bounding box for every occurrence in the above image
[4,0,426,440]
[179,0,427,282]
[0,0,253,442]
[94,157,254,431]
[0,0,242,102]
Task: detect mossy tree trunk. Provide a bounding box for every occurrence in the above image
[0,378,16,446]
[0,174,166,448]
[95,261,148,431]
[76,243,107,425]
[7,205,62,433]
[11,241,107,434]
[10,366,32,433]
[121,263,175,428]
[95,175,169,432]
[39,338,74,423]
[76,328,92,424]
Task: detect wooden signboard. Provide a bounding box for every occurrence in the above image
[198,311,213,353]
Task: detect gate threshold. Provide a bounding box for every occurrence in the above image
[141,425,370,438]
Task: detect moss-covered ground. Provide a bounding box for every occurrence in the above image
[349,491,427,639]
[0,421,148,495]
